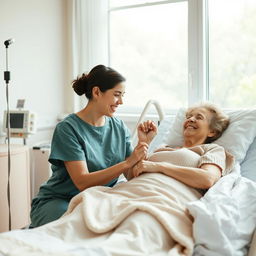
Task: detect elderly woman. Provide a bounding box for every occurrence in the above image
[0,103,234,256]
[130,102,234,191]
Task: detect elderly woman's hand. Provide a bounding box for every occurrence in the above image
[126,142,148,168]
[132,160,158,177]
[137,120,157,145]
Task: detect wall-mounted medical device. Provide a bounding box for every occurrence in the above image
[3,110,37,138]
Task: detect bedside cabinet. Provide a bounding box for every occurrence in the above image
[0,144,31,232]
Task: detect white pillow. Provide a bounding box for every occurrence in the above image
[164,108,186,147]
[164,108,256,163]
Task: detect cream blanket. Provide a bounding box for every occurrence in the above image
[0,173,201,256]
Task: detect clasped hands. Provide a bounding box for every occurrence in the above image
[129,120,158,178]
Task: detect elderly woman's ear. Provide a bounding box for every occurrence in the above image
[207,130,217,138]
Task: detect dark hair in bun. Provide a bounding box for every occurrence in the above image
[72,73,88,96]
[72,65,126,99]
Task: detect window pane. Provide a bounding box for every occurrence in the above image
[109,2,188,113]
[109,0,169,9]
[209,0,256,108]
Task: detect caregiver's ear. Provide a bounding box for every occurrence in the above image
[92,86,102,98]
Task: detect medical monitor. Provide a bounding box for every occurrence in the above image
[3,110,36,135]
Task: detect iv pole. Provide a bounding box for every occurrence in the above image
[4,38,14,231]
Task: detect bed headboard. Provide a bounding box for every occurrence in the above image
[131,100,165,146]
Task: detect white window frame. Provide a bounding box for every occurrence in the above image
[187,0,209,106]
[107,0,209,113]
[72,0,209,114]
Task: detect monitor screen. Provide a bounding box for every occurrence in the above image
[6,113,24,128]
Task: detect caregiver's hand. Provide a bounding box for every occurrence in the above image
[132,160,157,177]
[126,142,148,168]
[138,120,157,145]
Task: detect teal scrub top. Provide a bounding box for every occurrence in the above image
[35,114,133,201]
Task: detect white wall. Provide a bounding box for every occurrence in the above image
[0,0,71,146]
[0,0,157,148]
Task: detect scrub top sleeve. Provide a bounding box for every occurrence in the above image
[49,122,86,166]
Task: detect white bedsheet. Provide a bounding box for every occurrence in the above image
[187,173,256,256]
[0,172,255,256]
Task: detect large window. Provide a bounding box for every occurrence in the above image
[109,0,188,113]
[208,0,256,108]
[108,0,256,113]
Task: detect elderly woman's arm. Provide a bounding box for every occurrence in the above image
[122,120,158,181]
[132,161,221,189]
[137,120,157,145]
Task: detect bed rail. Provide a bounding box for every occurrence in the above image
[131,99,165,145]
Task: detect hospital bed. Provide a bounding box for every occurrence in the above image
[132,100,256,256]
[0,100,256,256]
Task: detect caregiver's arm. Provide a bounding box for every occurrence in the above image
[123,166,136,181]
[133,161,221,189]
[64,142,148,191]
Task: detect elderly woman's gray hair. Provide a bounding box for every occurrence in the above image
[186,103,230,143]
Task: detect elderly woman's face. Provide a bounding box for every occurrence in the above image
[183,107,215,143]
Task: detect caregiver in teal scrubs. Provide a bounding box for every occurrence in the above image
[30,65,151,228]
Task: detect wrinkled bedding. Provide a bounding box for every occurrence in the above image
[1,172,255,256]
[0,173,201,256]
[188,173,256,256]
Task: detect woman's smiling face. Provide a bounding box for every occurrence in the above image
[183,107,216,144]
[98,82,126,117]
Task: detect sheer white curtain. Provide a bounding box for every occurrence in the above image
[68,0,109,111]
